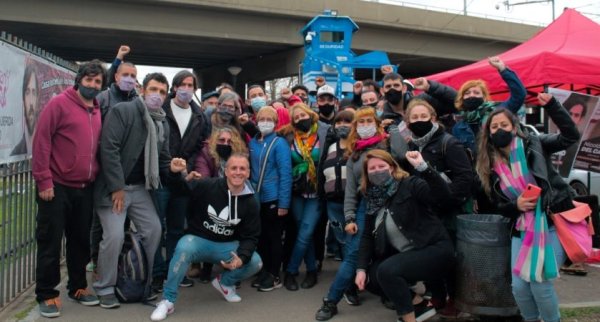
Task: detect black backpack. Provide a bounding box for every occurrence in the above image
[115,231,149,303]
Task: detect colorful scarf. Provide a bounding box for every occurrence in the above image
[293,122,319,190]
[463,101,498,125]
[493,137,558,282]
[355,133,387,151]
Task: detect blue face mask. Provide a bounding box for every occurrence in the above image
[376,110,384,118]
[250,97,267,113]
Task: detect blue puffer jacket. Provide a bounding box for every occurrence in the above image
[249,132,292,209]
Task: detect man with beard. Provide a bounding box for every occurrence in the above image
[12,64,39,156]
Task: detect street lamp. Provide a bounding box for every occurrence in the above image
[227,66,242,90]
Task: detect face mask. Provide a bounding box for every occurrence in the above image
[117,76,136,92]
[144,93,164,110]
[490,129,514,148]
[368,170,393,186]
[204,105,216,114]
[79,85,100,100]
[216,144,232,160]
[294,118,313,133]
[462,97,484,111]
[258,121,275,135]
[384,88,403,106]
[376,110,383,118]
[408,120,434,137]
[176,88,193,103]
[357,125,377,139]
[367,102,378,108]
[319,104,335,116]
[336,125,351,139]
[217,110,234,123]
[250,97,267,113]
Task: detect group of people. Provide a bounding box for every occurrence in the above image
[31,44,581,322]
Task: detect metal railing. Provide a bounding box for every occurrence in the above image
[0,160,37,309]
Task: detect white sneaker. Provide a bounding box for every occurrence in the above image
[150,299,174,321]
[211,275,242,302]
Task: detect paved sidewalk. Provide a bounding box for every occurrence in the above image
[3,260,599,322]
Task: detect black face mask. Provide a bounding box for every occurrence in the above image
[79,85,101,100]
[462,97,484,111]
[490,129,514,148]
[217,110,234,123]
[384,88,403,106]
[335,126,351,139]
[294,118,313,133]
[367,102,378,108]
[408,120,434,137]
[216,144,232,160]
[319,104,335,116]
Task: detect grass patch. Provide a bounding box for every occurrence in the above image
[561,306,600,319]
[13,299,36,321]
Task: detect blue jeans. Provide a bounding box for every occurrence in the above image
[163,234,262,303]
[511,228,565,322]
[326,200,365,303]
[152,187,189,278]
[286,196,320,274]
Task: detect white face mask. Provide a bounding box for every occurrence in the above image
[356,125,377,139]
[258,121,275,135]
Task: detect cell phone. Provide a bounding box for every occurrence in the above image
[522,184,542,199]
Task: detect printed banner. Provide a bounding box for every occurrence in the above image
[548,88,600,175]
[0,41,75,164]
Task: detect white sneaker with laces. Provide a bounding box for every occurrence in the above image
[151,299,174,321]
[211,275,242,302]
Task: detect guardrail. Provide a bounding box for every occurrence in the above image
[0,160,37,309]
[361,0,546,26]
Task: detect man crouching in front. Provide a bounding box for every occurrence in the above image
[151,153,262,321]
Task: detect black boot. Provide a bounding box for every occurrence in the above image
[284,272,298,291]
[315,298,338,321]
[301,270,318,289]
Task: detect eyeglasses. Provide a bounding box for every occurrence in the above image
[218,104,236,112]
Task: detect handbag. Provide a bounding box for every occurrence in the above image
[550,201,594,263]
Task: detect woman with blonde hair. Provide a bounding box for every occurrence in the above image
[195,126,247,178]
[355,149,454,322]
[278,103,330,291]
[314,107,407,320]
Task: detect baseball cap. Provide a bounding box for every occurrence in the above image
[317,85,336,98]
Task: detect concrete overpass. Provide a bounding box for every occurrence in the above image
[0,0,540,92]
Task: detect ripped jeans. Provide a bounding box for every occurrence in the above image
[162,234,262,303]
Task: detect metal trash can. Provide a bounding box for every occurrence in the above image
[455,214,519,317]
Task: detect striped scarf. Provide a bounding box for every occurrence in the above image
[493,137,558,282]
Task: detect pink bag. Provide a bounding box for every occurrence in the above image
[551,201,594,262]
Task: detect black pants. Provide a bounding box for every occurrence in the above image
[257,201,285,276]
[35,183,93,302]
[426,229,458,306]
[366,239,454,316]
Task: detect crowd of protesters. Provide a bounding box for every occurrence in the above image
[30,44,584,322]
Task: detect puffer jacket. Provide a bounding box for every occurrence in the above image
[249,132,292,209]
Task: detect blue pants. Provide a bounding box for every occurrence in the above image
[286,196,320,274]
[511,228,565,322]
[326,200,365,303]
[163,234,262,303]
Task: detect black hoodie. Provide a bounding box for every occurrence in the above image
[185,177,261,264]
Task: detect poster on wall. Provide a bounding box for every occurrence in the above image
[0,41,75,164]
[548,88,599,176]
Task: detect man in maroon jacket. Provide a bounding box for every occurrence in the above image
[32,60,106,318]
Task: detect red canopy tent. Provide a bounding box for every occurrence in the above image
[425,9,600,103]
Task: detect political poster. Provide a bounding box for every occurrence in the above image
[0,41,75,164]
[548,88,599,176]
